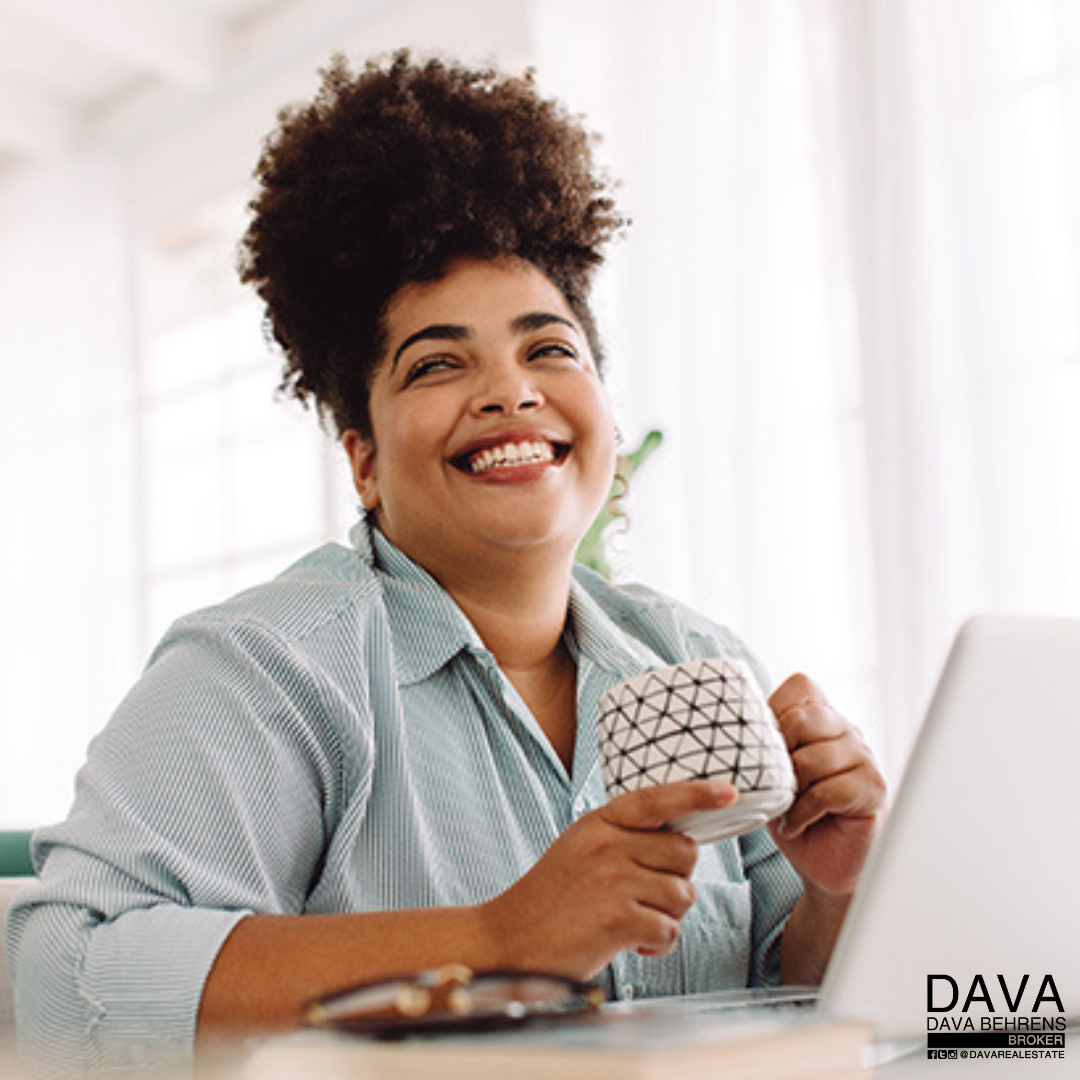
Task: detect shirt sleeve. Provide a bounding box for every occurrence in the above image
[5,610,360,1072]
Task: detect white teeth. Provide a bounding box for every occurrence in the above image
[469,440,557,473]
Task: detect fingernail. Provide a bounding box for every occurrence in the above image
[706,780,736,800]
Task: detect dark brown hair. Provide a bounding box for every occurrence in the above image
[239,49,624,437]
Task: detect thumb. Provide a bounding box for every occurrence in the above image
[602,780,738,832]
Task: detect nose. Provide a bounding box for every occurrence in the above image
[472,358,544,416]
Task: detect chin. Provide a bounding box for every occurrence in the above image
[474,521,583,558]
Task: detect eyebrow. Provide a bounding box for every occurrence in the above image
[510,311,577,336]
[391,324,469,371]
[390,311,579,371]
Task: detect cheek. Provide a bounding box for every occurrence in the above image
[581,386,618,468]
[372,400,455,484]
[566,385,618,511]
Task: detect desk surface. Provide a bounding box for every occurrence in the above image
[237,1022,1080,1080]
[1,1023,1075,1077]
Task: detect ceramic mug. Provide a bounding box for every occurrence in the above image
[597,657,796,843]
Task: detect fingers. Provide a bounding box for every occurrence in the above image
[606,858,698,959]
[789,727,868,790]
[488,787,715,975]
[768,672,828,719]
[602,779,738,833]
[625,829,700,879]
[770,676,851,752]
[777,763,884,839]
[768,675,886,841]
[584,800,702,883]
[579,782,727,957]
[633,866,698,924]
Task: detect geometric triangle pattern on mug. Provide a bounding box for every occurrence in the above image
[598,657,795,797]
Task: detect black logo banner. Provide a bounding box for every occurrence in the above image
[928,1032,1065,1049]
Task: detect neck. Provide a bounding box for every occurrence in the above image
[439,553,574,671]
[381,526,582,770]
[370,514,578,669]
[438,552,580,772]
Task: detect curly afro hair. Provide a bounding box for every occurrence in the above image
[238,49,625,437]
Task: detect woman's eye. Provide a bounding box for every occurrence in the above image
[528,342,578,363]
[404,356,457,385]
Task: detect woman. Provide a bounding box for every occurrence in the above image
[6,51,886,1071]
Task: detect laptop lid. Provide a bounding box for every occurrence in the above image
[819,614,1080,1041]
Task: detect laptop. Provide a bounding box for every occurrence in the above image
[818,613,1080,1040]
[612,615,1080,1044]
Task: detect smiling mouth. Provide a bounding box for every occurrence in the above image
[451,439,570,475]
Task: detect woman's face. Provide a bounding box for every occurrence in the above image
[344,258,617,581]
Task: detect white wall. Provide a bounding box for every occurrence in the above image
[0,156,141,825]
[11,0,1080,826]
[0,0,535,827]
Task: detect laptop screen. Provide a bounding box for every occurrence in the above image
[820,615,1080,1041]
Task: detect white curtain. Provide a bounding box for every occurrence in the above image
[5,0,1080,826]
[532,0,1080,773]
[0,156,143,825]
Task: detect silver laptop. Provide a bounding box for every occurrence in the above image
[819,613,1080,1040]
[621,615,1079,1043]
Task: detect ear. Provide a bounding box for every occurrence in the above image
[342,430,380,510]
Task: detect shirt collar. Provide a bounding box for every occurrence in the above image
[349,516,661,687]
[350,515,485,685]
[566,568,662,679]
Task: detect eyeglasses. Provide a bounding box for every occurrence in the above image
[303,963,605,1039]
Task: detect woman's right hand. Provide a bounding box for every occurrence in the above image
[480,779,738,979]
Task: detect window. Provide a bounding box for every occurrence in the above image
[132,192,355,647]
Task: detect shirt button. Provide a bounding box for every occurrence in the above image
[572,795,588,816]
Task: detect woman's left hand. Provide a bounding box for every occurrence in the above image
[767,674,887,897]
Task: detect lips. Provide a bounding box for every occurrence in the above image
[449,434,570,476]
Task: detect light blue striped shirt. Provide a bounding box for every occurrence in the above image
[5,516,802,1072]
